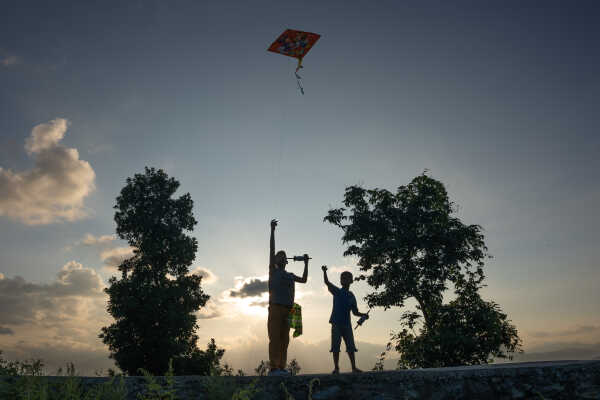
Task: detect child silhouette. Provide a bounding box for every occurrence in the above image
[322,265,369,374]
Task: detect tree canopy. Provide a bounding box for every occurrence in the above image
[325,172,522,367]
[99,167,210,376]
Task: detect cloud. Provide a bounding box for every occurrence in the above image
[0,326,14,335]
[0,55,20,67]
[229,278,268,298]
[530,325,600,338]
[80,234,116,246]
[196,299,223,320]
[248,300,269,308]
[0,262,105,327]
[100,246,135,269]
[495,341,600,364]
[0,118,96,225]
[189,266,217,285]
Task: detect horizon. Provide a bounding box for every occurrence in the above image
[1,0,599,376]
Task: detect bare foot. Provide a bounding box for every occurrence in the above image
[332,368,339,374]
[352,368,362,373]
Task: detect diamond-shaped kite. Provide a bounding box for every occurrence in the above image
[268,29,321,94]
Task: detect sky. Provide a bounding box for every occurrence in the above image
[1,0,599,376]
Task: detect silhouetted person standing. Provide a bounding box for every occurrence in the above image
[268,219,308,376]
[322,265,369,374]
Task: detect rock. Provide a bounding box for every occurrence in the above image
[0,360,598,400]
[311,385,341,399]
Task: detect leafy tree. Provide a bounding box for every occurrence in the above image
[393,276,522,368]
[325,173,522,367]
[254,360,269,376]
[171,338,231,376]
[99,167,210,376]
[286,359,301,376]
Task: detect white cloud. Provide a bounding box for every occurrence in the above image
[25,119,68,154]
[80,234,116,246]
[0,118,96,225]
[189,266,217,285]
[100,246,135,270]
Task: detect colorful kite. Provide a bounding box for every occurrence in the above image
[268,29,321,94]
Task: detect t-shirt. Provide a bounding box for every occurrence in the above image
[327,283,357,327]
[269,266,295,306]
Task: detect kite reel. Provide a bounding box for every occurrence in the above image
[287,255,312,262]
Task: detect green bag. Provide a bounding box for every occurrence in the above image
[288,303,302,337]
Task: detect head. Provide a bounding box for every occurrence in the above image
[340,271,353,288]
[274,250,288,269]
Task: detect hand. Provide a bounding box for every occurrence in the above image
[322,265,327,272]
[363,313,369,319]
[303,254,309,263]
[271,219,278,230]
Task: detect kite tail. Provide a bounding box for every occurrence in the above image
[295,58,304,95]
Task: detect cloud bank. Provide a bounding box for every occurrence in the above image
[229,278,268,298]
[0,118,96,225]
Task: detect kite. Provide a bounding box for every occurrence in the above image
[267,29,321,94]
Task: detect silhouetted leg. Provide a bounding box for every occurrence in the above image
[331,324,341,373]
[268,305,280,371]
[342,324,361,372]
[281,311,290,369]
[333,352,340,372]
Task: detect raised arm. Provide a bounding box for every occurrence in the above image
[322,265,336,294]
[269,219,277,269]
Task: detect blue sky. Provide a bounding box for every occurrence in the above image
[1,0,599,375]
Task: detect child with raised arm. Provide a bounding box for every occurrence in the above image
[322,265,369,374]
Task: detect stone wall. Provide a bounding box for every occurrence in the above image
[1,360,599,399]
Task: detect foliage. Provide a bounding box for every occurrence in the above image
[0,351,128,400]
[136,358,177,400]
[325,173,522,367]
[171,338,231,376]
[372,343,391,371]
[204,377,262,400]
[254,360,269,376]
[286,359,301,376]
[0,350,46,376]
[99,167,210,377]
[393,276,522,368]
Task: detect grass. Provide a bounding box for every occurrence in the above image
[2,352,577,400]
[0,351,261,400]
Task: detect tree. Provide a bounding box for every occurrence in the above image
[171,338,231,376]
[286,358,301,376]
[99,167,210,376]
[324,173,522,367]
[254,360,269,376]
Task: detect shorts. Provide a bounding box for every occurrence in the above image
[330,323,357,353]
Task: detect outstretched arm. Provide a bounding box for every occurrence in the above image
[294,254,309,283]
[269,219,277,269]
